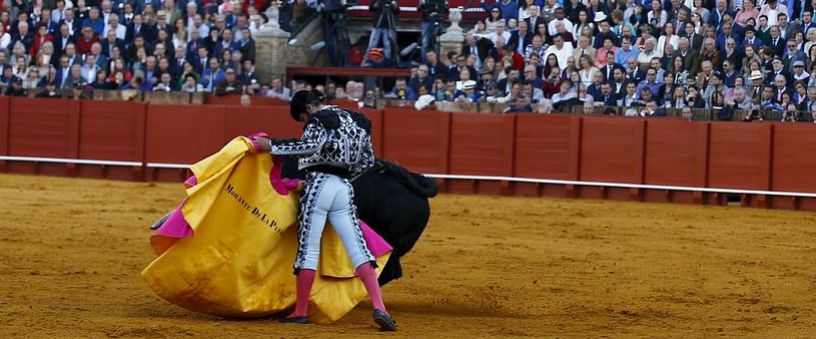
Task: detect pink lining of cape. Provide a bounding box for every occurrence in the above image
[151,133,392,257]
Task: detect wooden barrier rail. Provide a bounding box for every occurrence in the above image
[2,97,816,211]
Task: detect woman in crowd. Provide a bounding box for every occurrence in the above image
[686,85,705,108]
[536,22,551,46]
[92,69,111,90]
[700,38,720,68]
[579,26,595,48]
[130,47,149,73]
[578,54,598,87]
[108,58,132,85]
[10,41,30,67]
[594,38,616,68]
[173,18,188,50]
[735,0,759,27]
[692,0,710,23]
[573,10,593,39]
[540,0,559,22]
[0,23,10,51]
[204,28,222,56]
[628,5,647,29]
[647,0,667,28]
[561,57,579,79]
[568,70,582,93]
[663,71,677,97]
[518,0,533,22]
[38,66,58,88]
[794,31,806,52]
[177,61,200,89]
[667,85,688,109]
[486,6,503,33]
[22,66,40,90]
[12,57,27,79]
[742,45,761,73]
[470,20,489,36]
[156,29,174,58]
[808,64,816,88]
[610,9,634,38]
[543,54,560,79]
[656,22,679,56]
[635,24,653,51]
[794,81,809,111]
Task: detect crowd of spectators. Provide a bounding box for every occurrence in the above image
[0,0,283,97]
[375,0,816,121]
[7,0,816,122]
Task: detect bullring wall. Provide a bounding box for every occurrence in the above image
[1,97,816,211]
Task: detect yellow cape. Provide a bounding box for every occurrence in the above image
[140,136,391,323]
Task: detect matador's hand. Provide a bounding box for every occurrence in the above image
[251,136,272,152]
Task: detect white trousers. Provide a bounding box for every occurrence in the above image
[294,172,375,272]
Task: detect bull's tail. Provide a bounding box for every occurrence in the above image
[380,161,438,198]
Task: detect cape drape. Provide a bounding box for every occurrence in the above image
[141,136,392,324]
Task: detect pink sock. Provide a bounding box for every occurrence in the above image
[288,269,316,318]
[356,263,387,314]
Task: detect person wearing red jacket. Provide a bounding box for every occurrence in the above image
[28,23,53,57]
[75,26,99,55]
[241,0,268,14]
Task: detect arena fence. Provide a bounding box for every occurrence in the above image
[2,97,816,211]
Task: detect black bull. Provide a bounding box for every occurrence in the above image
[279,155,438,286]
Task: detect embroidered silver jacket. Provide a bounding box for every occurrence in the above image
[269,105,375,178]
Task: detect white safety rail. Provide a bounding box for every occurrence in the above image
[2,156,815,198]
[0,156,142,167]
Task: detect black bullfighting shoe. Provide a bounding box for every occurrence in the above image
[278,316,309,324]
[373,309,397,331]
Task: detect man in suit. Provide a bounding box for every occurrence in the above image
[171,45,187,77]
[742,27,763,51]
[52,23,75,59]
[80,54,100,83]
[625,58,645,84]
[683,21,704,51]
[587,71,605,101]
[62,43,80,68]
[599,82,619,106]
[55,55,72,88]
[192,45,209,75]
[599,54,619,83]
[709,0,735,27]
[572,36,596,64]
[673,37,700,77]
[90,43,109,70]
[773,74,791,103]
[777,13,799,40]
[525,5,545,35]
[767,26,786,58]
[237,27,255,63]
[127,14,155,42]
[766,57,791,86]
[508,20,533,55]
[636,68,664,99]
[462,33,490,70]
[784,39,808,71]
[611,67,628,98]
[59,10,80,37]
[100,30,125,59]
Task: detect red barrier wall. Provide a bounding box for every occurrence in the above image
[3,99,816,211]
[381,108,450,174]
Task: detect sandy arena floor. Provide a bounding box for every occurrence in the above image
[1,173,816,338]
